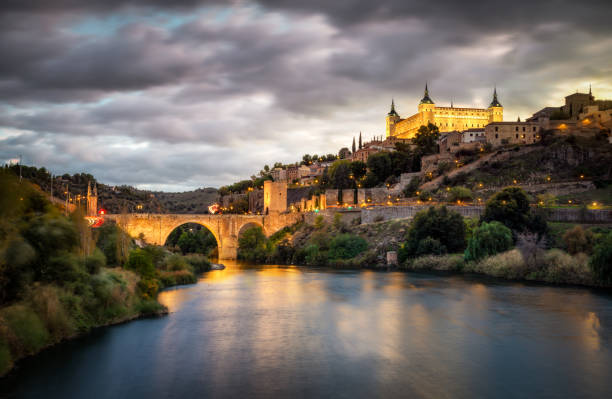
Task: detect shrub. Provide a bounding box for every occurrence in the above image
[415,237,446,256]
[328,234,368,260]
[590,232,612,284]
[1,305,49,355]
[163,253,190,272]
[238,226,270,262]
[28,286,73,339]
[304,244,325,265]
[464,221,513,262]
[562,226,594,255]
[448,186,473,203]
[405,206,466,256]
[333,213,344,230]
[402,176,421,197]
[542,250,592,285]
[183,254,211,273]
[125,249,156,278]
[137,278,160,300]
[84,248,106,274]
[483,187,531,232]
[465,249,526,279]
[314,215,325,230]
[406,254,464,271]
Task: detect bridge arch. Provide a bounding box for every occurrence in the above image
[163,221,220,257]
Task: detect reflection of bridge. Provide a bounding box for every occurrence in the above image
[105,213,303,260]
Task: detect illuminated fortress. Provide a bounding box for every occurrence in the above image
[385,85,503,138]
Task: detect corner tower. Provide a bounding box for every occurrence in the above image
[418,83,435,125]
[488,87,503,122]
[385,99,401,137]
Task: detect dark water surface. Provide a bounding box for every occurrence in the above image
[2,263,612,398]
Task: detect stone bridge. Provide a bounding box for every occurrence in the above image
[104,213,303,260]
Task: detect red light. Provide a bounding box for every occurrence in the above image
[99,209,106,215]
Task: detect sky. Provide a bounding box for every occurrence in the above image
[1,0,611,191]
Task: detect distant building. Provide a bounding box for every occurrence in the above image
[270,167,287,182]
[385,85,503,139]
[462,128,486,143]
[485,122,541,147]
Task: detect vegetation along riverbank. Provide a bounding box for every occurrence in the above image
[238,187,612,287]
[0,172,213,376]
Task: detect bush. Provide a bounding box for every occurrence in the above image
[314,215,325,230]
[415,237,446,256]
[404,254,464,271]
[465,221,513,262]
[84,248,106,274]
[304,244,326,265]
[562,226,594,255]
[465,249,526,279]
[125,249,156,278]
[483,187,531,232]
[404,206,466,257]
[590,232,612,284]
[402,177,421,197]
[1,305,49,355]
[542,250,592,285]
[328,234,368,260]
[183,254,211,273]
[448,186,473,203]
[163,253,190,272]
[137,278,160,300]
[238,226,270,262]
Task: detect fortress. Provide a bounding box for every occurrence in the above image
[385,85,503,139]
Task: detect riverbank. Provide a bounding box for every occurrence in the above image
[237,215,612,289]
[0,267,169,377]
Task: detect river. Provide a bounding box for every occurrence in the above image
[2,262,612,398]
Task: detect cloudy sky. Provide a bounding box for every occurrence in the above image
[1,0,611,191]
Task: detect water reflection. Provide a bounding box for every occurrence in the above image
[2,264,612,399]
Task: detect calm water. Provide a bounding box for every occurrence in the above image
[2,263,612,398]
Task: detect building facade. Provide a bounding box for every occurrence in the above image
[386,85,503,139]
[485,122,541,147]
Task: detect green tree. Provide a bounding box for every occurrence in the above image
[448,186,473,203]
[464,221,513,261]
[590,232,612,284]
[328,234,368,260]
[367,152,392,182]
[238,226,269,262]
[125,249,156,278]
[405,206,466,256]
[328,160,353,189]
[482,187,531,232]
[350,161,367,181]
[414,123,440,155]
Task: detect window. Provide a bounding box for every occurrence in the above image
[522,127,526,132]
[516,134,519,138]
[532,126,536,132]
[495,133,499,139]
[515,127,519,132]
[495,126,498,132]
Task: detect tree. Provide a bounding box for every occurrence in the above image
[464,221,513,261]
[328,234,368,260]
[483,187,532,232]
[338,147,351,159]
[367,152,392,183]
[328,160,353,189]
[358,132,363,149]
[562,226,594,255]
[350,161,367,181]
[448,186,473,203]
[414,123,440,155]
[352,137,356,153]
[126,249,156,278]
[590,232,612,284]
[390,144,414,175]
[302,154,312,165]
[405,206,466,256]
[238,226,269,262]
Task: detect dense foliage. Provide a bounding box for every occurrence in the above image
[483,187,547,236]
[401,207,466,259]
[590,232,612,284]
[464,221,513,261]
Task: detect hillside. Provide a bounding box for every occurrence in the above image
[3,165,218,214]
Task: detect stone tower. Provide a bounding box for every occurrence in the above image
[417,83,435,125]
[488,87,504,122]
[86,182,98,217]
[385,99,401,138]
[263,180,287,214]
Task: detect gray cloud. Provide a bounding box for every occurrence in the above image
[1,0,611,190]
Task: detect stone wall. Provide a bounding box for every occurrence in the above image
[342,189,356,205]
[304,209,362,225]
[325,189,339,207]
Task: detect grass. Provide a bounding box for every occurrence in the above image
[557,184,612,207]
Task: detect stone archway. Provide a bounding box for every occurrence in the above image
[162,221,220,257]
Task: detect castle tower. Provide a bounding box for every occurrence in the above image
[487,87,503,122]
[385,99,401,137]
[417,83,435,125]
[86,181,98,217]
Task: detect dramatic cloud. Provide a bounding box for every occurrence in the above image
[1,0,611,190]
